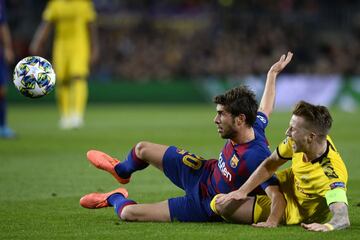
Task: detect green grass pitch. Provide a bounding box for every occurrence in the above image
[0,103,359,240]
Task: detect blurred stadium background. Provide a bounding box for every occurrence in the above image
[5,0,360,110]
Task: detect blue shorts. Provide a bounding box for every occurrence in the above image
[163,146,222,222]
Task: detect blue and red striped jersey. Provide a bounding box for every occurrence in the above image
[200,112,278,198]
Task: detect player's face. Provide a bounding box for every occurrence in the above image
[285,115,312,153]
[214,104,237,139]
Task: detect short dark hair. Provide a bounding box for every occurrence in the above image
[292,100,333,136]
[213,86,258,126]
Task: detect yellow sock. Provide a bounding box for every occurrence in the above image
[56,81,71,119]
[72,78,88,119]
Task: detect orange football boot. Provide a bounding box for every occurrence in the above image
[87,150,130,184]
[80,187,129,209]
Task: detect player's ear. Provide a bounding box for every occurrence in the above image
[235,114,246,126]
[307,132,316,143]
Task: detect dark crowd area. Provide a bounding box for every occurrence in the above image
[6,0,360,81]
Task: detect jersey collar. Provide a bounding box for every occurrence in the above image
[311,140,330,164]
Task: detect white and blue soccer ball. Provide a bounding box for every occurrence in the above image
[13,56,56,98]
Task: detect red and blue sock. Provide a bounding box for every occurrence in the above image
[107,193,136,218]
[114,147,149,179]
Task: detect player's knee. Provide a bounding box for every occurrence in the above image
[135,141,151,159]
[214,202,228,217]
[119,205,138,221]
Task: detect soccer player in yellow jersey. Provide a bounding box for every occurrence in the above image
[211,101,350,231]
[30,0,99,129]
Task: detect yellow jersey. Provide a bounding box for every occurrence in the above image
[275,136,348,224]
[43,0,96,77]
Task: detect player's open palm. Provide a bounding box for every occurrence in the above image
[252,221,278,228]
[301,223,331,232]
[268,51,293,75]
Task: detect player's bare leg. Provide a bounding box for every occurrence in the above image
[120,201,171,222]
[134,141,169,170]
[212,194,254,224]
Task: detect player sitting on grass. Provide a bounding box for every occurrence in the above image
[79,52,293,223]
[212,101,350,231]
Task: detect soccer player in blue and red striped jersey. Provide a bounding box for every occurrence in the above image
[80,52,293,224]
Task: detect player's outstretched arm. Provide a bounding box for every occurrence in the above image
[258,51,293,117]
[301,202,350,232]
[252,185,286,228]
[29,21,52,56]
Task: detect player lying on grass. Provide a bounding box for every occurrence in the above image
[211,101,350,231]
[79,52,293,223]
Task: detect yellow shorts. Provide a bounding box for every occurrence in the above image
[256,169,322,225]
[253,195,271,223]
[253,168,301,225]
[53,44,89,81]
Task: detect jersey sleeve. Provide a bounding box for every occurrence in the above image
[324,169,347,193]
[83,1,97,22]
[276,137,293,160]
[254,112,269,131]
[43,1,56,22]
[323,137,348,205]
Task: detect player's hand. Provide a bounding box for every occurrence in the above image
[268,51,293,75]
[252,221,278,228]
[215,190,247,206]
[301,223,332,232]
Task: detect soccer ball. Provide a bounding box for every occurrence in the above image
[13,56,56,98]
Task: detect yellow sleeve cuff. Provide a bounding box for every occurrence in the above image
[325,188,348,206]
